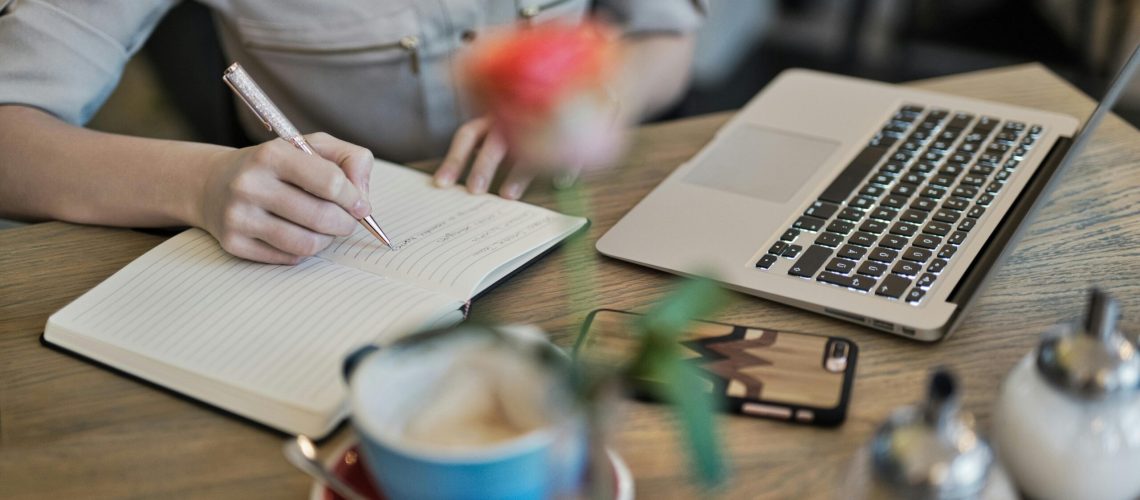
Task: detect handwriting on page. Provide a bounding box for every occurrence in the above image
[320,165,570,294]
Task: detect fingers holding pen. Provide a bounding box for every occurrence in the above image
[305,132,376,197]
[261,141,372,220]
[201,138,372,264]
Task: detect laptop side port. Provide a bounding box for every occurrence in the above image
[872,319,895,331]
[824,308,865,323]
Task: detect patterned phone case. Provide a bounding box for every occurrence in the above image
[575,309,857,426]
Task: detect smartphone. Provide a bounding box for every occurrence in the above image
[575,309,857,426]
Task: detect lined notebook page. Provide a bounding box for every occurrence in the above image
[47,229,462,417]
[319,162,586,300]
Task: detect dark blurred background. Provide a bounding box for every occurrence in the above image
[668,0,1140,124]
[89,0,1140,144]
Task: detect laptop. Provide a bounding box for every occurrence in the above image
[598,46,1140,342]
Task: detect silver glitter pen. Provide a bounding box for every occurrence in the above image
[222,62,394,249]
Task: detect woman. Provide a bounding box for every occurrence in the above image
[0,0,703,264]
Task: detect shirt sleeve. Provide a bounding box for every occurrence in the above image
[0,0,177,125]
[594,0,707,35]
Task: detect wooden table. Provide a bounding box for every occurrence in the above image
[3,64,1139,499]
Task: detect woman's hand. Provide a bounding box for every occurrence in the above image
[197,133,374,265]
[432,116,538,200]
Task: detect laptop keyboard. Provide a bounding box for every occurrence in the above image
[755,104,1043,304]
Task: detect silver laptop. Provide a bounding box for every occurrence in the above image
[598,47,1140,342]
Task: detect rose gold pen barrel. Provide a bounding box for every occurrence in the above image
[222,63,395,250]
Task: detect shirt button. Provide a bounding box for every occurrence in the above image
[461,30,477,43]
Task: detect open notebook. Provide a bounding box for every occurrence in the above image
[44,160,587,438]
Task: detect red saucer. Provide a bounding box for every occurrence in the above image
[312,441,634,500]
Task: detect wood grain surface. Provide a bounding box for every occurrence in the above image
[2,64,1138,499]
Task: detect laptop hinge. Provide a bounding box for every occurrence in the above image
[946,136,1074,311]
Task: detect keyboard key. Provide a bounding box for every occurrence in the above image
[848,231,877,247]
[974,116,999,132]
[900,172,925,184]
[869,173,894,186]
[870,135,898,148]
[967,206,985,218]
[930,140,954,151]
[849,196,876,210]
[911,198,937,211]
[942,198,969,211]
[900,104,924,115]
[1028,124,1043,136]
[818,272,875,292]
[960,174,986,187]
[994,131,1018,143]
[788,245,833,278]
[905,288,926,304]
[879,234,908,250]
[769,241,788,255]
[868,247,899,263]
[948,112,973,129]
[923,221,951,236]
[952,186,979,199]
[890,222,918,237]
[860,184,887,198]
[881,161,906,174]
[902,247,932,263]
[927,259,948,273]
[912,234,942,249]
[892,261,921,276]
[794,216,826,232]
[858,261,888,277]
[995,169,1012,181]
[783,244,803,258]
[860,219,888,234]
[977,194,994,206]
[870,207,899,221]
[837,208,864,221]
[959,218,977,232]
[815,232,844,247]
[819,146,890,203]
[912,161,938,174]
[932,209,960,224]
[826,257,857,274]
[938,245,958,259]
[930,175,955,187]
[892,183,919,197]
[928,109,949,120]
[876,274,912,299]
[939,163,965,177]
[948,231,967,246]
[805,200,840,219]
[827,220,856,235]
[756,254,778,269]
[916,273,937,288]
[781,228,801,241]
[880,195,908,209]
[980,153,1003,164]
[1004,158,1021,170]
[900,209,928,224]
[838,244,867,260]
[920,186,947,199]
[971,164,995,176]
[986,181,1003,193]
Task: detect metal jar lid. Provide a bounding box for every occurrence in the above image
[1036,288,1140,398]
[871,370,993,500]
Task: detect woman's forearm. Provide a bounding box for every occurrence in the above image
[0,105,229,228]
[618,34,697,121]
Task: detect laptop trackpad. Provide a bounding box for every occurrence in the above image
[683,125,839,203]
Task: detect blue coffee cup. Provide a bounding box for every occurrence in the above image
[343,325,587,500]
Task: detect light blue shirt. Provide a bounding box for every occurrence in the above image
[0,0,705,162]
